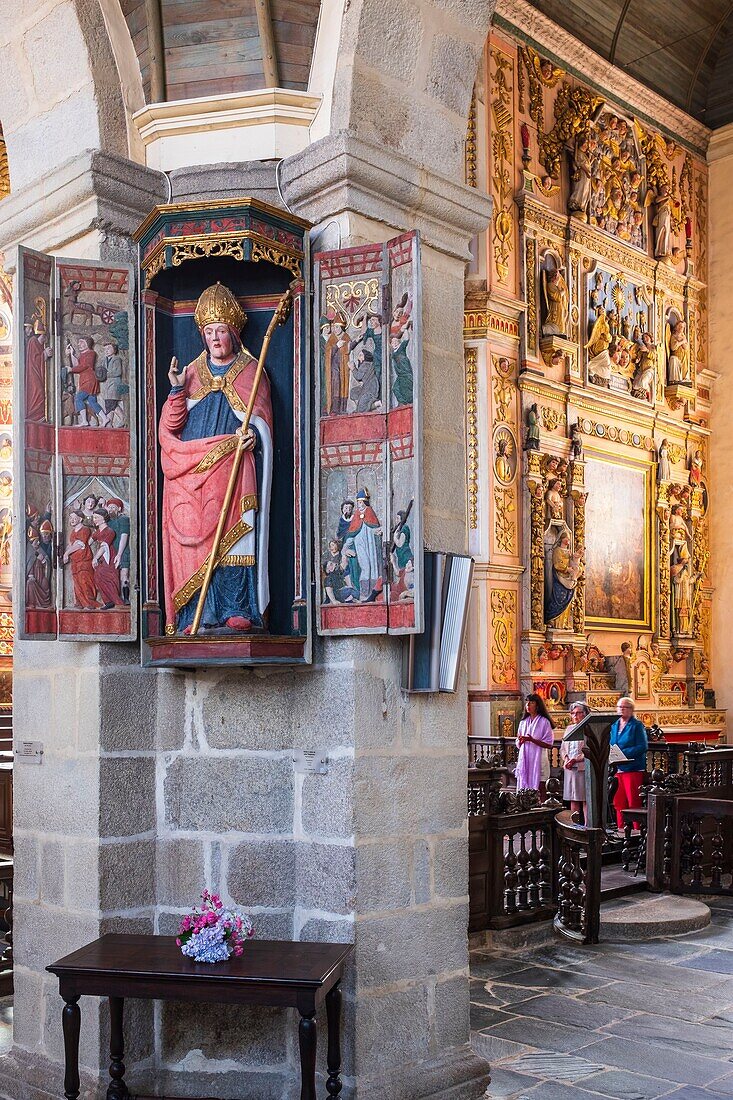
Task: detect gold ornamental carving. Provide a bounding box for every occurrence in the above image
[466,86,478,189]
[541,406,564,432]
[465,347,479,530]
[144,250,167,287]
[529,480,545,630]
[490,48,515,285]
[464,310,520,340]
[575,417,653,452]
[657,499,671,640]
[571,490,587,635]
[172,239,246,268]
[490,589,518,687]
[251,240,302,277]
[0,134,9,198]
[494,486,517,555]
[525,237,537,355]
[493,376,513,424]
[538,81,603,181]
[517,46,564,139]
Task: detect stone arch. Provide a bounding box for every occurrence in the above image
[0,0,131,194]
[310,0,495,183]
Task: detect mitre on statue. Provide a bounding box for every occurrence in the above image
[193,282,247,334]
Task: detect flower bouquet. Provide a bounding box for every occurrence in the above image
[176,890,254,963]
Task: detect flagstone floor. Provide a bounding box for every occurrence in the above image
[471,897,733,1099]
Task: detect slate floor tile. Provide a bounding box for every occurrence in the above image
[577,1068,677,1099]
[704,1073,733,1095]
[483,981,552,1007]
[484,1065,541,1098]
[494,965,611,994]
[600,1013,733,1062]
[511,1082,610,1099]
[655,1089,733,1100]
[471,954,531,980]
[486,1014,605,1054]
[509,992,632,1030]
[576,954,723,992]
[679,951,733,975]
[471,1003,518,1030]
[575,1037,729,1087]
[579,980,725,1023]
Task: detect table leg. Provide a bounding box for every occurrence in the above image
[298,1012,317,1100]
[326,983,343,1097]
[61,996,81,1100]
[107,996,129,1100]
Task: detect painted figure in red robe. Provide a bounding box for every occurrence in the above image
[159,283,273,635]
[91,508,122,609]
[24,313,52,423]
[63,510,99,609]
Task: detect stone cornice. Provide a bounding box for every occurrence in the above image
[0,150,165,255]
[280,132,493,261]
[495,0,711,155]
[708,122,733,164]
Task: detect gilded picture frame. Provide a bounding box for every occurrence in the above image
[583,451,653,631]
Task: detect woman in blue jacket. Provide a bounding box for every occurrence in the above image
[610,697,648,829]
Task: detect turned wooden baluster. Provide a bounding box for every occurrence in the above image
[711,819,724,890]
[526,828,540,909]
[516,830,530,910]
[680,816,693,878]
[622,821,633,872]
[503,832,518,915]
[570,851,584,932]
[690,816,704,889]
[538,827,552,905]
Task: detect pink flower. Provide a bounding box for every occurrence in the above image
[176,938,181,946]
[234,946,243,956]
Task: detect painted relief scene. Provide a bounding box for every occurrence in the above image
[58,262,131,430]
[584,268,655,401]
[316,232,422,634]
[21,252,53,426]
[60,482,131,614]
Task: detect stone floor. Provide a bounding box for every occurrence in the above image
[0,998,11,1057]
[471,896,733,1099]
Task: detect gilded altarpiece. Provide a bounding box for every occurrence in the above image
[467,24,722,745]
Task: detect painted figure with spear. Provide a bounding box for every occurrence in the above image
[159,282,292,636]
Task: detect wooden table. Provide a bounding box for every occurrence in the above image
[47,933,352,1100]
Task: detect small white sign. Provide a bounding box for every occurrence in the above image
[15,741,44,765]
[293,748,329,775]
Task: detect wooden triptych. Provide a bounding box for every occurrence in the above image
[314,230,423,636]
[16,247,136,640]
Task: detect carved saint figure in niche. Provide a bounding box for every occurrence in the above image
[541,265,569,337]
[652,185,675,260]
[495,437,512,484]
[545,529,582,628]
[160,283,273,635]
[568,136,593,219]
[657,438,671,482]
[689,448,704,487]
[671,539,698,637]
[524,403,541,451]
[631,332,657,402]
[545,478,565,523]
[585,310,612,387]
[24,301,52,423]
[570,423,583,460]
[667,320,690,384]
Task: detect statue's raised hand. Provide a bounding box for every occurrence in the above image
[168,356,187,389]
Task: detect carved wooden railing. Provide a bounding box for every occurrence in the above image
[553,811,604,945]
[468,776,561,932]
[668,797,733,897]
[468,734,705,781]
[646,764,733,892]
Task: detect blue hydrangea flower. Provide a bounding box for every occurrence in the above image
[181,922,232,964]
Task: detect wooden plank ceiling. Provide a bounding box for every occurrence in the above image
[121,0,321,102]
[526,0,733,128]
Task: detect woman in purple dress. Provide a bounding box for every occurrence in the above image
[515,693,555,793]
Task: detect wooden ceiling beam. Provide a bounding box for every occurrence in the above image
[609,0,634,64]
[685,1,733,112]
[255,0,280,87]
